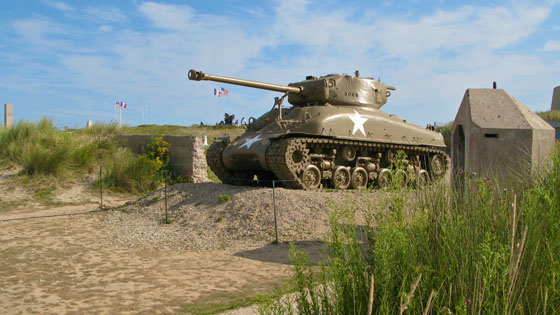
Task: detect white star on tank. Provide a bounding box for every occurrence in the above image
[349,110,368,136]
[240,134,262,149]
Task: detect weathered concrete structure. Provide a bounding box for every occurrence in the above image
[452,89,555,182]
[552,86,560,111]
[4,103,13,128]
[116,135,209,183]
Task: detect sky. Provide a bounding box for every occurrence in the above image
[1,0,559,128]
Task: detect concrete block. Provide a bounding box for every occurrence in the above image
[115,135,209,183]
[4,103,13,128]
[452,89,555,183]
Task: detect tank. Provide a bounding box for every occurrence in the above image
[188,69,448,190]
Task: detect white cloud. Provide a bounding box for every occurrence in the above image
[85,7,127,23]
[543,40,560,51]
[97,25,113,32]
[45,1,74,11]
[12,18,70,49]
[138,2,195,31]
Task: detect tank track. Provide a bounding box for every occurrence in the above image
[206,140,235,185]
[266,136,449,189]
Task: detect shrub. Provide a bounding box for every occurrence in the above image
[101,149,164,193]
[219,194,231,203]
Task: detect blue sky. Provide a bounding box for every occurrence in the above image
[1,0,559,128]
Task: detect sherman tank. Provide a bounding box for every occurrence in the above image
[188,69,448,190]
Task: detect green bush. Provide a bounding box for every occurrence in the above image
[100,149,163,193]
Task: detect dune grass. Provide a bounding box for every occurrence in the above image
[537,110,560,121]
[0,119,242,194]
[261,147,560,314]
[0,118,117,177]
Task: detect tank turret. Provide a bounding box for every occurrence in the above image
[188,69,395,108]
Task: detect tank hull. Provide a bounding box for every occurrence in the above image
[210,105,448,189]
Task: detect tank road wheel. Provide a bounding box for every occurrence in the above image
[337,145,357,163]
[286,141,310,174]
[331,166,351,190]
[416,170,430,187]
[430,154,446,179]
[301,165,321,190]
[350,167,368,189]
[384,149,396,165]
[377,168,392,188]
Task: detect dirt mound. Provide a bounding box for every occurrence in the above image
[101,183,389,250]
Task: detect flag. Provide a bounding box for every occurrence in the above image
[123,102,127,109]
[221,87,229,96]
[214,88,221,97]
[115,101,121,108]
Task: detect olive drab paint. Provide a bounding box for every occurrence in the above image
[188,69,448,190]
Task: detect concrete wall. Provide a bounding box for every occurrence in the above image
[116,135,209,183]
[4,103,13,128]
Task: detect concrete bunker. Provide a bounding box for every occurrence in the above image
[452,88,555,183]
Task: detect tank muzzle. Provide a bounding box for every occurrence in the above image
[188,69,205,81]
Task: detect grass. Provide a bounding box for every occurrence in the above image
[118,124,244,144]
[261,146,560,314]
[0,119,242,196]
[537,110,560,121]
[219,194,231,203]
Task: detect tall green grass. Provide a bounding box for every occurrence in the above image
[0,118,116,176]
[0,119,167,194]
[537,110,560,121]
[262,148,560,314]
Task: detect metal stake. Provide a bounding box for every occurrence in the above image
[99,165,103,209]
[273,180,279,244]
[164,174,168,224]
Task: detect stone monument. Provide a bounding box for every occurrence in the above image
[4,103,13,128]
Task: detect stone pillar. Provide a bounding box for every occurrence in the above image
[86,120,93,128]
[552,86,560,111]
[4,103,13,128]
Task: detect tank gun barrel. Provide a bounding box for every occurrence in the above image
[188,69,302,94]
